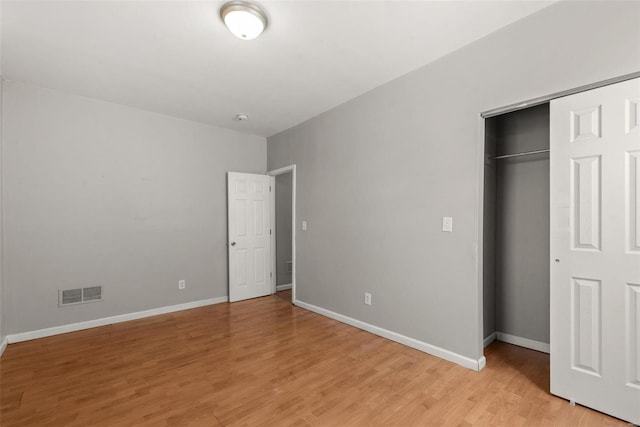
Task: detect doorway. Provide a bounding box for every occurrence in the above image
[482,103,550,353]
[268,165,296,302]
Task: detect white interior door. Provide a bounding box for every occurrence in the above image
[550,77,640,424]
[228,172,272,302]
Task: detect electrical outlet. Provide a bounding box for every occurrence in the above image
[302,220,308,231]
[178,280,186,290]
[442,216,453,232]
[364,292,372,306]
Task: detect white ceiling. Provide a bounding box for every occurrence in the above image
[1,1,555,137]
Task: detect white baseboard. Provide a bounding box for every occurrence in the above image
[7,296,228,344]
[483,331,497,348]
[0,335,8,358]
[276,283,292,291]
[294,299,485,371]
[478,355,486,371]
[496,332,550,354]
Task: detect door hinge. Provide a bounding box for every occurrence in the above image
[270,272,272,278]
[270,229,272,235]
[269,185,272,192]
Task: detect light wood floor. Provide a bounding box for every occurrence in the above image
[0,293,624,426]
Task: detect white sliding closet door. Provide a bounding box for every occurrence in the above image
[550,77,640,424]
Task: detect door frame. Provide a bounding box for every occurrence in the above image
[475,71,640,363]
[267,164,297,302]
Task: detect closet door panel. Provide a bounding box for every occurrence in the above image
[627,151,640,253]
[570,105,601,142]
[571,277,602,375]
[628,283,640,388]
[626,97,640,134]
[551,77,640,425]
[570,156,601,251]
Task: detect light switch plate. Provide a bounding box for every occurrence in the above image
[442,216,453,232]
[302,220,307,231]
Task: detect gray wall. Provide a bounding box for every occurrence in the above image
[267,1,640,361]
[483,119,497,341]
[275,172,292,286]
[0,0,5,346]
[3,81,266,334]
[0,77,4,345]
[490,104,550,344]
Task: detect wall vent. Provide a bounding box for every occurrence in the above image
[60,288,82,305]
[59,286,103,307]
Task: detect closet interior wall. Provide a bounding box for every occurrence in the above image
[275,172,293,287]
[483,103,550,349]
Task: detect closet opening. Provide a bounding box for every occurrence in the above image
[268,164,297,303]
[274,171,293,301]
[482,103,551,358]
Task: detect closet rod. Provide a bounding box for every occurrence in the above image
[493,149,550,160]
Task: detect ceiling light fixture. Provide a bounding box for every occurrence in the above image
[220,1,268,40]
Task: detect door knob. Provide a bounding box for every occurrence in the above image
[230,241,236,246]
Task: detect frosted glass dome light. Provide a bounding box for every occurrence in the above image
[220,1,268,40]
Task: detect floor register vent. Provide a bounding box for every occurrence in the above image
[59,286,103,306]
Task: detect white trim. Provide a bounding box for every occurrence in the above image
[276,283,292,291]
[294,299,486,371]
[7,297,228,344]
[267,164,296,303]
[483,331,497,348]
[0,336,8,358]
[478,356,487,371]
[269,175,276,294]
[481,71,640,118]
[476,114,486,359]
[496,332,550,354]
[267,165,295,177]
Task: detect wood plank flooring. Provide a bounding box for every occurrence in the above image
[0,293,625,426]
[275,289,292,302]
